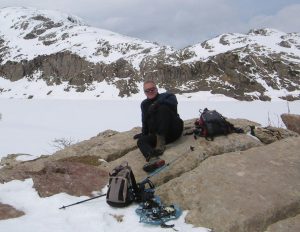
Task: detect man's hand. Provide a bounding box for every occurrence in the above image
[133,133,143,140]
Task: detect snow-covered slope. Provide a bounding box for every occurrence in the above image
[2,7,299,66]
[180,28,300,63]
[0,7,173,67]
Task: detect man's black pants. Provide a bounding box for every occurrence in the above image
[137,105,183,159]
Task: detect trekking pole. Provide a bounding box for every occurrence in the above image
[59,193,106,210]
[146,146,194,180]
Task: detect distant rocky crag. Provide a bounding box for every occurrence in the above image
[0,116,299,232]
[1,47,299,100]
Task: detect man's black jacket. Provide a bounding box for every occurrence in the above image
[140,92,179,135]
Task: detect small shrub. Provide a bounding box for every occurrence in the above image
[51,137,75,150]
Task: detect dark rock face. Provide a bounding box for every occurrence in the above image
[0,51,300,101]
[0,45,299,100]
[0,52,140,96]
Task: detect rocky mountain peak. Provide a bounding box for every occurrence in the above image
[247,28,280,36]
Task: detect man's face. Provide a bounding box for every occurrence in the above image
[144,82,158,99]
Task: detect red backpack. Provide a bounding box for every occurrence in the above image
[194,108,243,140]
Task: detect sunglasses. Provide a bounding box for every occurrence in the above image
[144,87,157,93]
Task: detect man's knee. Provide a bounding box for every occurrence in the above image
[137,134,155,147]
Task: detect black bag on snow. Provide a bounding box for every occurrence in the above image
[136,178,155,203]
[106,162,155,207]
[194,108,241,140]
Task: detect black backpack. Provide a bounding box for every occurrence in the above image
[194,108,242,140]
[106,162,155,207]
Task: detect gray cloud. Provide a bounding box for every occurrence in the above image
[249,4,300,33]
[0,0,299,48]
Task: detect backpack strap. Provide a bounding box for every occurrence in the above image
[138,178,155,189]
[110,161,129,176]
[129,167,139,196]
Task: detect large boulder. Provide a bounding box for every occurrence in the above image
[0,203,24,220]
[0,128,139,183]
[103,118,262,184]
[31,161,108,197]
[252,126,298,144]
[281,113,300,135]
[156,137,300,232]
[105,132,262,186]
[51,128,139,162]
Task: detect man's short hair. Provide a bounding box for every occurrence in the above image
[143,80,156,86]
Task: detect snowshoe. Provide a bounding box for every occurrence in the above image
[143,158,165,173]
[135,196,182,226]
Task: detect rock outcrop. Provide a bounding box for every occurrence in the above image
[281,113,300,134]
[31,161,108,197]
[157,137,300,232]
[0,118,299,232]
[252,125,299,144]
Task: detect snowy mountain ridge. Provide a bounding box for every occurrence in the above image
[0,6,169,66]
[0,7,300,101]
[182,28,300,63]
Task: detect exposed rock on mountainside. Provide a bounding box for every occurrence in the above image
[0,117,299,232]
[0,7,299,100]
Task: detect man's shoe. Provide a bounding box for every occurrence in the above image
[143,158,165,173]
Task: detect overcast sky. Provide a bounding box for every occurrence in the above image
[1,0,300,48]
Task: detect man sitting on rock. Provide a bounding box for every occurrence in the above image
[134,80,183,171]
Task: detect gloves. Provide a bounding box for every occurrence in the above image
[133,133,143,140]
